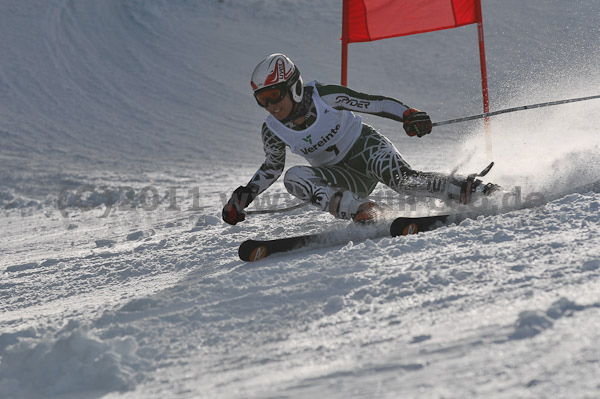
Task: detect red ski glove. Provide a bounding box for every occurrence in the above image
[222,186,256,225]
[403,108,432,137]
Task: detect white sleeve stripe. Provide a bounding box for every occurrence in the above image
[320,93,408,121]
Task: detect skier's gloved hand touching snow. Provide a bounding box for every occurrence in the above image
[403,108,432,137]
[222,185,256,225]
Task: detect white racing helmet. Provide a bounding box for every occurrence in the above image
[251,53,304,105]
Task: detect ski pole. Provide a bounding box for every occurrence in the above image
[245,202,308,215]
[432,94,600,127]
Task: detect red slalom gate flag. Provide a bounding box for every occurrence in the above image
[345,0,479,42]
[340,0,492,156]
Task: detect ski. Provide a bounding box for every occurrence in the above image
[238,214,454,262]
[238,233,321,262]
[238,177,600,262]
[389,214,453,237]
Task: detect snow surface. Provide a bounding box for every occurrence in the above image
[1,0,600,398]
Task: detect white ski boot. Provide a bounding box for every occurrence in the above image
[328,189,381,223]
[457,177,500,205]
[448,162,501,205]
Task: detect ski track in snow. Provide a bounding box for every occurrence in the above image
[3,187,600,399]
[1,0,600,398]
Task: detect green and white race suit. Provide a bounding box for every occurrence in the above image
[246,81,463,210]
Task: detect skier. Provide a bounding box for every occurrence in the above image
[222,53,497,225]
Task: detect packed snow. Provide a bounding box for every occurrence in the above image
[1,0,599,398]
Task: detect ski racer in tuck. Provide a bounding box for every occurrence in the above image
[222,53,498,225]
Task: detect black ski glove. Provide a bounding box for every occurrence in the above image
[403,108,432,138]
[222,185,257,225]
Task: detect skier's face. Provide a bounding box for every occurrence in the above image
[265,91,293,121]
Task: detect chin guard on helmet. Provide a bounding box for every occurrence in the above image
[290,74,303,103]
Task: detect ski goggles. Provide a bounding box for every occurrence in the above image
[254,84,287,107]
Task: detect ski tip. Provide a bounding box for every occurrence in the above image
[478,161,495,177]
[238,240,268,262]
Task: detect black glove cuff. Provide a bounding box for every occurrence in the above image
[232,185,257,209]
